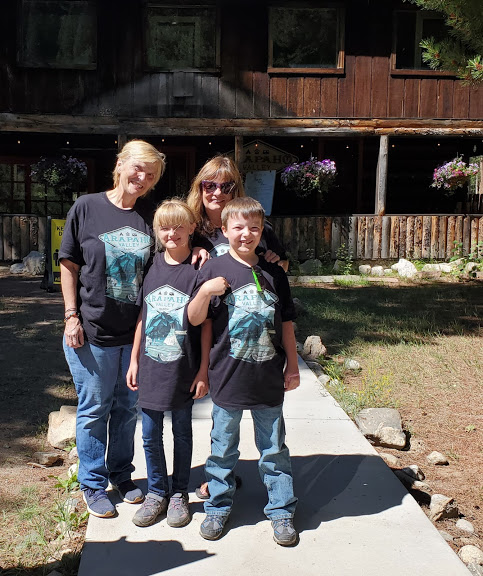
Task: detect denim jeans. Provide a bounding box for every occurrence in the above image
[204,403,298,520]
[63,338,138,491]
[141,406,193,498]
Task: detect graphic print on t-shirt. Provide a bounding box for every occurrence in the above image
[224,283,278,363]
[144,285,189,362]
[99,227,152,304]
[209,243,230,258]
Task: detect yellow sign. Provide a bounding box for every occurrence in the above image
[50,218,65,285]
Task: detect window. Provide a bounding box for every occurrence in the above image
[17,0,97,69]
[145,4,219,71]
[268,4,344,74]
[393,10,450,72]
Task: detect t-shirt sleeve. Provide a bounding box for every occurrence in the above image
[274,267,296,322]
[58,203,84,266]
[262,221,288,261]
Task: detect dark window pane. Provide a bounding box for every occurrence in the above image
[271,8,338,68]
[47,201,62,216]
[0,164,11,181]
[0,201,8,212]
[32,183,47,198]
[13,183,26,200]
[46,186,63,200]
[395,12,416,69]
[13,165,25,181]
[0,183,12,199]
[31,201,47,216]
[12,201,26,213]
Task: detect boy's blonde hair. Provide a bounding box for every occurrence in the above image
[153,198,197,252]
[113,139,166,192]
[221,197,265,229]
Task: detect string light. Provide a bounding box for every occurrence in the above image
[114,140,117,144]
[17,140,21,144]
[300,144,304,148]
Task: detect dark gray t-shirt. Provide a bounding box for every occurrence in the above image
[59,192,153,346]
[193,253,296,410]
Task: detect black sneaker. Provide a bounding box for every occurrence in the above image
[199,514,229,540]
[113,480,144,504]
[272,518,297,546]
[83,488,115,518]
[167,492,191,527]
[132,494,168,527]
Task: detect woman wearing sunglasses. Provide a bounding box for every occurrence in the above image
[186,155,289,272]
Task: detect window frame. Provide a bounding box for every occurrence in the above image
[267,2,345,76]
[143,2,220,73]
[391,9,455,77]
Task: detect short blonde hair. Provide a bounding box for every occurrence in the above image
[186,155,245,236]
[113,139,166,193]
[221,197,265,229]
[153,198,197,252]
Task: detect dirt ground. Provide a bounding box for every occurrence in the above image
[0,265,481,572]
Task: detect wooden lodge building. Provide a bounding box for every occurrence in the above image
[1,0,483,264]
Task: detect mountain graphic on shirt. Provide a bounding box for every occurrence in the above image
[144,285,189,363]
[99,226,152,303]
[224,283,278,363]
[209,243,230,258]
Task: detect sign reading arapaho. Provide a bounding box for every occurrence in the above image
[232,140,299,173]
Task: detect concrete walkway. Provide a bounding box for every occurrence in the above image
[78,357,470,576]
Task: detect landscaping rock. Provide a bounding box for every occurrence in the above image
[302,335,327,361]
[427,451,449,465]
[305,361,324,378]
[343,358,361,371]
[33,451,62,467]
[370,266,384,277]
[457,519,475,535]
[401,464,425,481]
[383,268,393,276]
[391,258,418,278]
[22,250,45,275]
[393,469,431,492]
[429,494,459,521]
[458,545,483,566]
[420,269,442,279]
[465,262,479,275]
[379,452,399,467]
[317,374,331,387]
[438,530,454,543]
[296,341,304,354]
[359,265,371,275]
[68,446,78,462]
[10,263,25,274]
[355,408,406,449]
[332,259,343,273]
[299,258,322,275]
[47,405,77,450]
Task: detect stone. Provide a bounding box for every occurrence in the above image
[391,258,418,278]
[379,452,399,467]
[68,446,78,462]
[393,469,431,492]
[302,335,327,361]
[427,451,449,465]
[10,263,25,274]
[370,266,384,277]
[465,262,479,275]
[299,258,323,275]
[296,341,304,354]
[33,451,62,467]
[438,530,454,543]
[68,462,78,479]
[422,263,442,272]
[317,374,331,387]
[449,258,465,269]
[458,545,483,566]
[401,464,425,481]
[359,265,371,275]
[420,269,442,279]
[343,358,361,371]
[22,250,45,275]
[383,268,393,276]
[429,494,459,521]
[456,519,475,534]
[355,408,407,449]
[332,259,343,273]
[440,264,452,273]
[305,361,324,378]
[47,405,77,450]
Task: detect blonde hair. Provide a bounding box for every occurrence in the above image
[221,197,265,229]
[186,155,245,236]
[113,139,166,194]
[153,198,197,252]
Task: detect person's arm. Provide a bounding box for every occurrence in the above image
[60,259,84,348]
[188,277,229,326]
[126,311,143,391]
[191,246,210,267]
[258,223,289,272]
[282,321,300,391]
[190,318,212,399]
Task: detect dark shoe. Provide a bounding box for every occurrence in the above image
[83,488,115,518]
[200,514,229,540]
[167,492,191,527]
[113,480,144,504]
[195,476,242,500]
[132,494,168,527]
[272,518,297,546]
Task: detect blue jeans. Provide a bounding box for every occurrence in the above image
[63,338,138,491]
[142,406,193,498]
[204,403,298,520]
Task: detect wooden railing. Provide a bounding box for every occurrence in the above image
[1,213,482,263]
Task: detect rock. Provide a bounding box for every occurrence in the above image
[384,268,393,276]
[438,530,454,543]
[427,451,449,465]
[47,405,77,450]
[429,494,459,521]
[299,258,322,275]
[467,563,483,576]
[391,258,418,278]
[343,358,361,371]
[10,263,25,274]
[305,361,324,378]
[465,262,479,275]
[68,462,78,479]
[379,452,399,467]
[33,451,62,467]
[422,263,442,272]
[293,298,306,316]
[393,469,431,492]
[359,265,371,275]
[296,341,304,354]
[355,408,407,449]
[370,266,384,277]
[458,545,483,566]
[401,465,425,481]
[68,446,78,462]
[420,269,442,279]
[302,336,327,361]
[332,259,343,273]
[22,250,46,275]
[440,264,452,273]
[317,374,331,387]
[449,258,465,269]
[456,519,475,534]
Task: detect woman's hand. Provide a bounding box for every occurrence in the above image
[190,371,209,399]
[126,361,139,391]
[64,317,84,348]
[260,249,281,264]
[191,247,210,267]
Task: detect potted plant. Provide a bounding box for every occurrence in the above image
[431,156,479,194]
[280,156,337,198]
[30,155,87,198]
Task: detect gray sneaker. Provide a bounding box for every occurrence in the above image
[132,494,168,527]
[199,513,229,540]
[272,518,297,546]
[167,492,191,527]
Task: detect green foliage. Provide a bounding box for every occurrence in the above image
[335,243,354,275]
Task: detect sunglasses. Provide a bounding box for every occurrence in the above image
[201,180,236,195]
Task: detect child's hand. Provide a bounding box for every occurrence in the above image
[202,276,230,297]
[192,247,210,267]
[190,372,209,399]
[126,363,139,391]
[284,370,300,391]
[259,249,281,264]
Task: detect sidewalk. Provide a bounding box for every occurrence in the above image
[78,357,470,576]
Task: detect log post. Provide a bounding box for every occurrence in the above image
[117,134,128,151]
[235,136,244,170]
[375,134,389,216]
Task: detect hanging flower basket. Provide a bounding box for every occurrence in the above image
[280,157,337,198]
[30,155,87,195]
[431,156,479,194]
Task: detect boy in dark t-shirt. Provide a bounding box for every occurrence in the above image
[188,197,300,546]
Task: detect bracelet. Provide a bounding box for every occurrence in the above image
[64,307,77,313]
[64,311,79,323]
